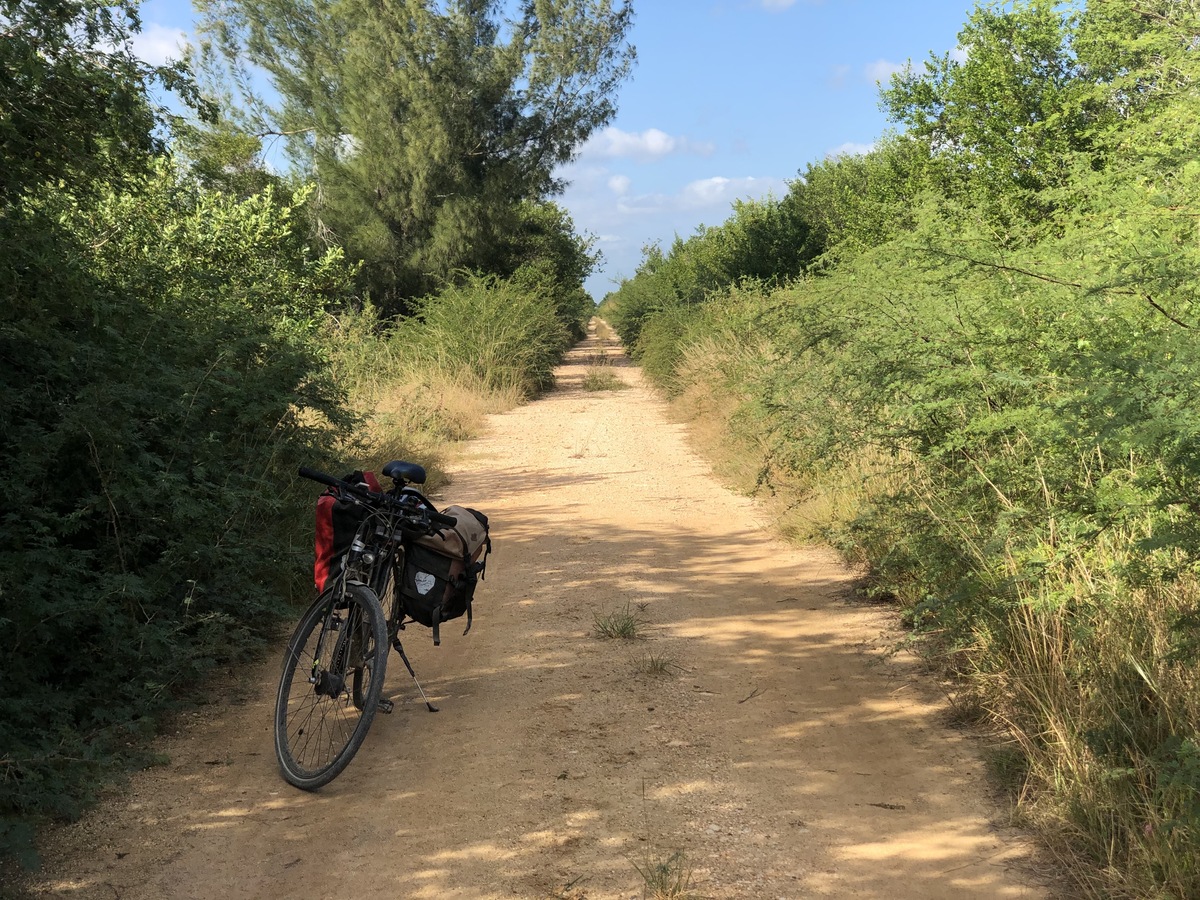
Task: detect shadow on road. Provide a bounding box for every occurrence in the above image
[26,324,1046,900]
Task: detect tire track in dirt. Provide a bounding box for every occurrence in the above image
[26,325,1049,899]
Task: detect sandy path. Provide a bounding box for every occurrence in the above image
[26,326,1047,899]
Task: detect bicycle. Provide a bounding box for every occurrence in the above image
[273,461,458,790]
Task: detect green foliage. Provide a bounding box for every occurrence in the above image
[0,163,356,867]
[789,135,930,254]
[3,0,348,868]
[174,118,287,200]
[603,193,816,354]
[0,0,208,202]
[879,0,1096,228]
[500,201,600,342]
[634,303,704,394]
[610,1,1200,894]
[396,272,571,399]
[196,0,634,310]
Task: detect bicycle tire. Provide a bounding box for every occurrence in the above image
[274,584,389,789]
[371,555,401,634]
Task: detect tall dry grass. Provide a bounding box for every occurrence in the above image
[592,317,617,342]
[670,324,903,548]
[967,555,1200,898]
[322,274,563,488]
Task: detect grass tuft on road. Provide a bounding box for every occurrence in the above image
[593,602,645,639]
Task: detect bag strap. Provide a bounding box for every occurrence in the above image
[463,507,491,581]
[430,598,473,643]
[453,519,491,581]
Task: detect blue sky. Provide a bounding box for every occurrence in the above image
[132,0,978,301]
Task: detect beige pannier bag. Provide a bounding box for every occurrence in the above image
[398,505,491,644]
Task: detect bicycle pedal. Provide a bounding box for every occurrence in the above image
[377,698,395,714]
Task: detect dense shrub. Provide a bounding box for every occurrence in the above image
[397,272,571,398]
[601,194,817,354]
[0,166,356,866]
[603,2,1200,894]
[500,201,600,343]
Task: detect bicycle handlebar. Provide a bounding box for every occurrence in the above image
[429,510,458,528]
[298,466,347,491]
[298,466,459,531]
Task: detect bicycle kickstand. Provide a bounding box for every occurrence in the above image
[392,636,439,713]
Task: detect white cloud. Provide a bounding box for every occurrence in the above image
[761,0,797,9]
[580,127,716,163]
[130,23,188,66]
[865,58,910,84]
[827,141,874,159]
[951,45,969,64]
[607,174,632,195]
[679,175,784,209]
[554,156,791,297]
[613,175,787,216]
[681,176,738,208]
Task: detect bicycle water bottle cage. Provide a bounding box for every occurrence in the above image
[383,460,426,485]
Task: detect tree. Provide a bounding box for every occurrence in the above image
[496,200,600,339]
[788,136,931,256]
[0,0,210,202]
[173,117,286,200]
[197,0,635,310]
[879,0,1096,229]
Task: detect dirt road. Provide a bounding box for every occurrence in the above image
[27,327,1047,899]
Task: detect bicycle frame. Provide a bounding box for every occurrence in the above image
[332,490,442,712]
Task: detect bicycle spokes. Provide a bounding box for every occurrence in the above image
[274,586,389,789]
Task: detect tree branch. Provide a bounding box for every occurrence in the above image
[1143,293,1191,328]
[921,247,1084,288]
[255,127,317,138]
[921,246,1193,328]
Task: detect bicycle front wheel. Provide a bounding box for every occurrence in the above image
[274,584,389,789]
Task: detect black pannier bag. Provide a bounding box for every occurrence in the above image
[313,470,381,593]
[398,505,491,645]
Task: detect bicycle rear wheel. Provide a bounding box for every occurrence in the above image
[274,584,389,789]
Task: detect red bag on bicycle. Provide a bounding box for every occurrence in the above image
[313,470,381,593]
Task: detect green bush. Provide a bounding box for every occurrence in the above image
[0,165,356,867]
[604,3,1200,894]
[398,272,571,398]
[634,302,703,393]
[602,194,815,353]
